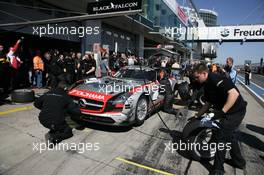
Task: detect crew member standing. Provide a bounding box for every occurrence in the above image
[34,81,81,145]
[48,52,63,88]
[244,64,251,86]
[7,38,23,90]
[193,63,247,175]
[75,52,82,80]
[80,53,96,79]
[64,54,75,84]
[159,69,178,115]
[100,53,111,77]
[224,57,237,84]
[33,50,44,88]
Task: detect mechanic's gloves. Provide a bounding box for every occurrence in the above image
[212,109,226,119]
[201,115,212,123]
[200,115,220,129]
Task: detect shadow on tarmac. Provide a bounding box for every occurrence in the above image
[237,131,264,152]
[159,128,214,174]
[246,124,264,135]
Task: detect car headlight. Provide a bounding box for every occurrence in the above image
[109,93,132,105]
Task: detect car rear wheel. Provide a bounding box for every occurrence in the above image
[135,96,148,126]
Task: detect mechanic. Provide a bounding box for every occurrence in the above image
[100,53,111,77]
[74,52,82,81]
[80,52,96,79]
[223,57,237,84]
[34,81,81,145]
[159,69,179,115]
[64,54,76,84]
[46,52,64,88]
[43,51,52,88]
[33,50,44,88]
[193,63,247,175]
[244,64,251,86]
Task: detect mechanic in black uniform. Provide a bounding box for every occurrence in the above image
[34,81,81,145]
[64,54,76,84]
[55,54,67,87]
[193,63,247,175]
[159,69,178,115]
[80,53,96,79]
[47,52,64,88]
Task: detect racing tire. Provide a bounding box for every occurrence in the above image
[134,96,148,126]
[185,127,215,161]
[11,89,35,103]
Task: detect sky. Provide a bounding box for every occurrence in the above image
[193,0,264,65]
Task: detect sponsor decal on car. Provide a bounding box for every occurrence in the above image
[68,89,112,101]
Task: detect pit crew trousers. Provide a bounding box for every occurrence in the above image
[40,119,73,143]
[213,108,246,172]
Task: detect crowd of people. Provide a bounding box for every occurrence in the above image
[0,38,145,94]
[1,38,254,97]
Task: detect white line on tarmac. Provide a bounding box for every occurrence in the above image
[237,77,264,103]
[237,75,264,91]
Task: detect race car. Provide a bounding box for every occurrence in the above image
[68,66,178,126]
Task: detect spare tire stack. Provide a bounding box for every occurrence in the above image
[11,89,35,103]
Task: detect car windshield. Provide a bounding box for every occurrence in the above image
[114,68,156,82]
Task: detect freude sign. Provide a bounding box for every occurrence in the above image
[163,24,264,41]
[196,25,264,41]
[87,0,142,14]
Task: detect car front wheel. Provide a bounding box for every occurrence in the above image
[135,96,148,126]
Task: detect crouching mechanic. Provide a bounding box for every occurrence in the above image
[34,81,81,145]
[159,69,178,115]
[193,63,247,175]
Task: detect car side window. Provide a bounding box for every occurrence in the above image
[147,70,157,82]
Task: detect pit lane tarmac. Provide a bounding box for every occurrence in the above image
[0,84,263,175]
